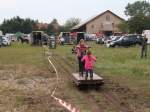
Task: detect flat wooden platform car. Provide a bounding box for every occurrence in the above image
[72,73,104,86]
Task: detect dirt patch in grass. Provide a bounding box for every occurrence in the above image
[0,63,66,112]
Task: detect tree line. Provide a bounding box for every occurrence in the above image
[0,1,150,35]
[0,16,38,34]
[0,16,80,35]
[118,1,150,34]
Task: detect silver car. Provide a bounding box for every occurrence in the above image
[2,36,11,46]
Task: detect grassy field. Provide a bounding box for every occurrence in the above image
[53,42,150,111]
[0,43,66,112]
[0,43,46,66]
[54,42,150,92]
[0,42,150,112]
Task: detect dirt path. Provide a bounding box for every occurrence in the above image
[50,53,137,112]
[102,91,132,112]
[51,54,103,112]
[60,57,105,112]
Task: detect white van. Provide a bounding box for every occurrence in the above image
[142,30,150,44]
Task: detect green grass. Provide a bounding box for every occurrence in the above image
[0,43,47,67]
[0,42,149,111]
[52,42,150,95]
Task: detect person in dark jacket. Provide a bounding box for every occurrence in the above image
[141,35,148,58]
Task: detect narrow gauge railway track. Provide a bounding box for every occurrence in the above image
[51,53,133,112]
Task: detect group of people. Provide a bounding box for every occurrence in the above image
[74,39,96,80]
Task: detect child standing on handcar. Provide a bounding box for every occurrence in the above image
[82,50,96,80]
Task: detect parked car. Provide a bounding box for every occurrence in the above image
[136,35,143,45]
[2,36,11,46]
[106,36,121,44]
[108,35,142,47]
[103,36,111,44]
[106,36,121,47]
[107,36,124,47]
[96,36,111,44]
[96,37,104,44]
[5,33,15,42]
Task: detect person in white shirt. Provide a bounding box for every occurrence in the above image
[60,37,65,45]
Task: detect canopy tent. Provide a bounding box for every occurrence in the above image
[15,32,23,38]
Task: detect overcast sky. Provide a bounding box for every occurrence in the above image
[0,0,149,24]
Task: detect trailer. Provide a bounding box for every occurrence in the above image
[76,32,85,44]
[31,31,49,46]
[72,73,104,87]
[59,32,72,44]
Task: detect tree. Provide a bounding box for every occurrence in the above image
[46,19,61,35]
[0,16,38,34]
[128,14,150,33]
[117,21,129,33]
[64,18,81,31]
[125,1,150,17]
[124,1,150,33]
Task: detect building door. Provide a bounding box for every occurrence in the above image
[104,31,113,36]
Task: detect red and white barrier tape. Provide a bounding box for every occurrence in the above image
[48,56,80,112]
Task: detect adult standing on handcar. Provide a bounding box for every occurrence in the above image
[76,39,89,77]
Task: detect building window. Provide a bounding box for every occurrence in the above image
[106,15,110,21]
[91,25,94,29]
